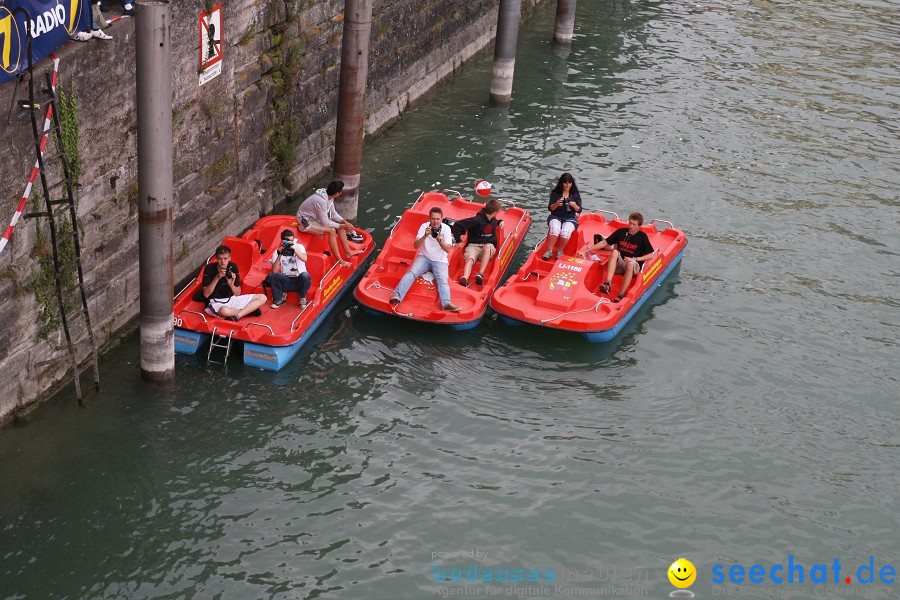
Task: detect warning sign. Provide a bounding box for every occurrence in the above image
[199,3,223,86]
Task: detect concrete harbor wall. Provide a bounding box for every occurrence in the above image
[0,0,546,424]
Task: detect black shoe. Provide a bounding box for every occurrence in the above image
[98,2,110,12]
[249,308,262,317]
[123,7,135,16]
[474,272,484,286]
[225,315,239,322]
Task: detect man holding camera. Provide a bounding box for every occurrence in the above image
[452,198,504,287]
[201,245,268,321]
[265,230,312,309]
[389,207,462,312]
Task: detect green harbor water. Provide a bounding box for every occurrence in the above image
[2,1,898,598]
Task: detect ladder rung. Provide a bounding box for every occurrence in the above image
[46,179,70,193]
[77,361,99,379]
[48,197,72,206]
[62,305,91,321]
[23,211,50,219]
[43,152,64,162]
[58,258,85,274]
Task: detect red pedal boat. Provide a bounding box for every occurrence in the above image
[173,215,375,369]
[490,211,687,341]
[354,190,531,329]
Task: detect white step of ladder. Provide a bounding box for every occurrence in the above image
[207,327,235,364]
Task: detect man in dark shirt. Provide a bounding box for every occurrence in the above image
[200,245,267,321]
[578,211,658,302]
[451,198,504,287]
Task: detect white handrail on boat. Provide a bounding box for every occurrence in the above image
[438,189,464,200]
[245,322,274,335]
[388,215,402,238]
[649,218,674,230]
[179,309,208,324]
[173,253,214,299]
[290,303,313,331]
[591,209,620,221]
[318,260,343,290]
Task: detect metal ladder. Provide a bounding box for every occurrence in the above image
[10,25,100,405]
[207,327,235,364]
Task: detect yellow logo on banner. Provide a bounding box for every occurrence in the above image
[61,0,83,35]
[0,7,22,73]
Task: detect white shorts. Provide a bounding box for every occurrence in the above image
[548,219,576,239]
[208,295,255,314]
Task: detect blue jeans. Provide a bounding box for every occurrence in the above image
[393,255,451,306]
[266,272,311,302]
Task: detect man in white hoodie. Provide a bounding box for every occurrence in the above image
[295,180,362,267]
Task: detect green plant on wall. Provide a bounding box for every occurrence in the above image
[55,85,82,188]
[266,32,306,182]
[25,217,78,340]
[270,116,300,180]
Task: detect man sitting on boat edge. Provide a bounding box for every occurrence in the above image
[578,211,658,303]
[295,180,363,267]
[200,245,268,321]
[389,206,462,313]
[265,230,312,309]
[451,198,505,288]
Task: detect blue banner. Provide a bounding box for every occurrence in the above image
[0,0,91,84]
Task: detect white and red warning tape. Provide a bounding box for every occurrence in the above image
[0,54,61,255]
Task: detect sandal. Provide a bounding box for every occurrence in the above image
[541,250,552,261]
[474,272,484,286]
[612,293,625,303]
[598,281,611,294]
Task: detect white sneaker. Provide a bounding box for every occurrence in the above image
[92,29,113,40]
[74,31,93,41]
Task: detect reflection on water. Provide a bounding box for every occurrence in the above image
[2,0,898,598]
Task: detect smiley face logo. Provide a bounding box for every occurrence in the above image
[668,558,696,588]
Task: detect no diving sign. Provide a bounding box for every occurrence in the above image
[199,3,223,86]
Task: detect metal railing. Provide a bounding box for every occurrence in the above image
[591,209,620,221]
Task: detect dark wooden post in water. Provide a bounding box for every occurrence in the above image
[135,0,175,383]
[333,0,373,221]
[553,0,577,45]
[490,0,522,104]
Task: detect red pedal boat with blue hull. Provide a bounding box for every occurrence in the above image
[490,211,686,342]
[173,215,374,369]
[354,190,531,330]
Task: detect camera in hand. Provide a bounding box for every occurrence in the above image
[430,225,440,238]
[280,239,295,256]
